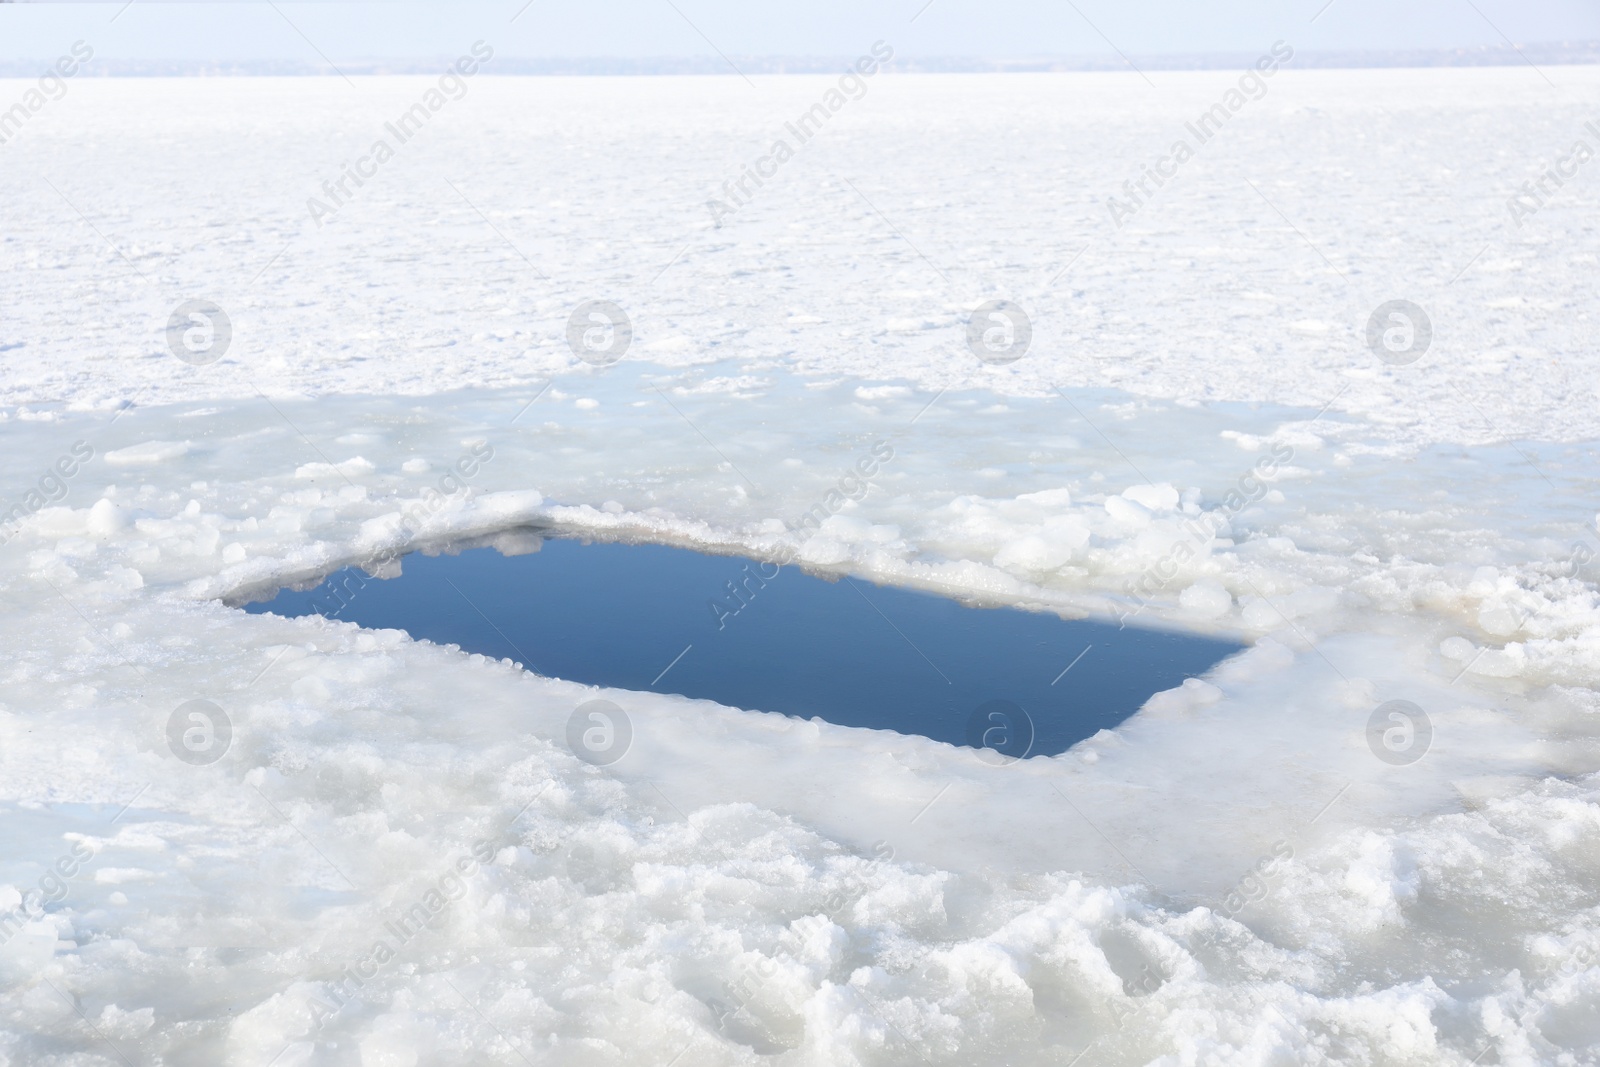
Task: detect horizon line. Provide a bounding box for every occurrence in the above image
[2,40,1598,77]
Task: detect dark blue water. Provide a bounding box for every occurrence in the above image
[244,536,1242,758]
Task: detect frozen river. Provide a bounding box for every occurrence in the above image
[1,67,1598,1065]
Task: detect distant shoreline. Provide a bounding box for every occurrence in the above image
[2,41,1597,77]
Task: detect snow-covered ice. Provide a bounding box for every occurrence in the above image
[1,67,1599,1064]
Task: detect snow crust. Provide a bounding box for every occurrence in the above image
[1,69,1598,1064]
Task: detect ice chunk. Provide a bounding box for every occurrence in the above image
[1179,580,1233,618]
[1122,483,1179,511]
[1103,496,1151,528]
[104,440,191,466]
[294,457,376,479]
[87,499,131,537]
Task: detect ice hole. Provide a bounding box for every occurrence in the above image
[241,531,1244,758]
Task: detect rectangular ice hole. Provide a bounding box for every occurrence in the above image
[241,533,1244,759]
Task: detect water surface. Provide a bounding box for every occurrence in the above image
[246,534,1243,758]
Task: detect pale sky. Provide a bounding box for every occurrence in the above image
[0,0,1594,64]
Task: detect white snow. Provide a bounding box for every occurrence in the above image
[0,67,1598,1064]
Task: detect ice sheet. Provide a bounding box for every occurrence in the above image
[6,69,1600,451]
[1,69,1598,1065]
